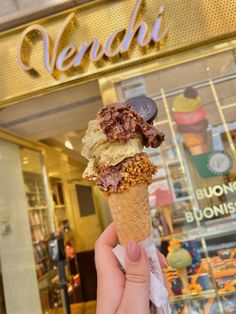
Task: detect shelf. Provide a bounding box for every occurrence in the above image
[33,239,47,245]
[54,204,66,209]
[160,145,176,151]
[218,290,236,297]
[31,223,45,227]
[175,196,192,202]
[160,223,236,242]
[165,159,180,166]
[170,290,216,303]
[29,206,48,211]
[161,232,183,241]
[36,256,48,263]
[38,268,58,283]
[173,217,186,224]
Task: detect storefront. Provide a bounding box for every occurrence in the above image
[0,0,236,313]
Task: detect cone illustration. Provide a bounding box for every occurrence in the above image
[176,268,189,291]
[150,187,174,235]
[162,206,174,234]
[182,132,208,156]
[167,240,192,293]
[108,183,151,245]
[172,87,209,156]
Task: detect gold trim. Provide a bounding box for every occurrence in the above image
[1,0,236,107]
[0,130,43,151]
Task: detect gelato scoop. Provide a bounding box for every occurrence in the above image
[173,92,201,113]
[172,87,209,156]
[82,101,164,195]
[82,119,143,179]
[167,240,192,292]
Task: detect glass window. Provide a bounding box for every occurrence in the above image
[115,48,236,313]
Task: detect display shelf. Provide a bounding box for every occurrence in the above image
[23,171,52,287]
[36,256,49,264]
[165,159,180,166]
[33,239,48,245]
[29,206,48,211]
[175,196,192,202]
[195,225,236,241]
[160,222,236,242]
[50,177,70,232]
[38,268,57,284]
[161,232,184,241]
[54,205,66,209]
[218,290,236,297]
[31,223,46,227]
[170,290,216,303]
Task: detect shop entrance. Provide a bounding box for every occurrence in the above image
[0,135,104,314]
[0,80,111,313]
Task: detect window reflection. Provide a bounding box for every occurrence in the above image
[116,48,236,312]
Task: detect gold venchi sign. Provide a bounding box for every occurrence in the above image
[0,0,235,106]
[18,0,168,78]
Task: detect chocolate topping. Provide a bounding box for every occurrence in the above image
[184,87,198,99]
[97,163,123,192]
[98,103,164,148]
[96,153,156,194]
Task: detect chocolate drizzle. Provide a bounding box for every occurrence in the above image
[96,153,157,194]
[97,163,123,192]
[98,103,164,148]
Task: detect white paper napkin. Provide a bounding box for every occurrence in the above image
[113,236,171,314]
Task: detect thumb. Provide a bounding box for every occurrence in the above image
[117,241,150,314]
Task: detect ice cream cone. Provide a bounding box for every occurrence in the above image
[167,240,192,294]
[182,132,207,147]
[162,206,173,234]
[189,143,208,155]
[107,183,151,245]
[176,268,189,292]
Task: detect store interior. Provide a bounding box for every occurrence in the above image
[0,44,236,313]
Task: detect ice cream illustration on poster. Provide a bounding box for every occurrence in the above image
[172,87,209,156]
[172,87,233,178]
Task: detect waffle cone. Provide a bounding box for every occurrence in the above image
[182,132,207,147]
[107,183,151,246]
[189,144,208,155]
[176,268,189,290]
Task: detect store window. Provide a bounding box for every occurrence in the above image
[115,48,236,313]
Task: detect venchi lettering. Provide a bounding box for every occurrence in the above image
[17,0,168,77]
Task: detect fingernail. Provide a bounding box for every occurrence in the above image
[126,240,141,262]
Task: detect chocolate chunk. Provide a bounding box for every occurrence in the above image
[96,153,156,193]
[184,87,198,99]
[98,103,165,148]
[127,96,158,122]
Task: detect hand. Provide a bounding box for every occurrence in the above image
[95,223,167,314]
